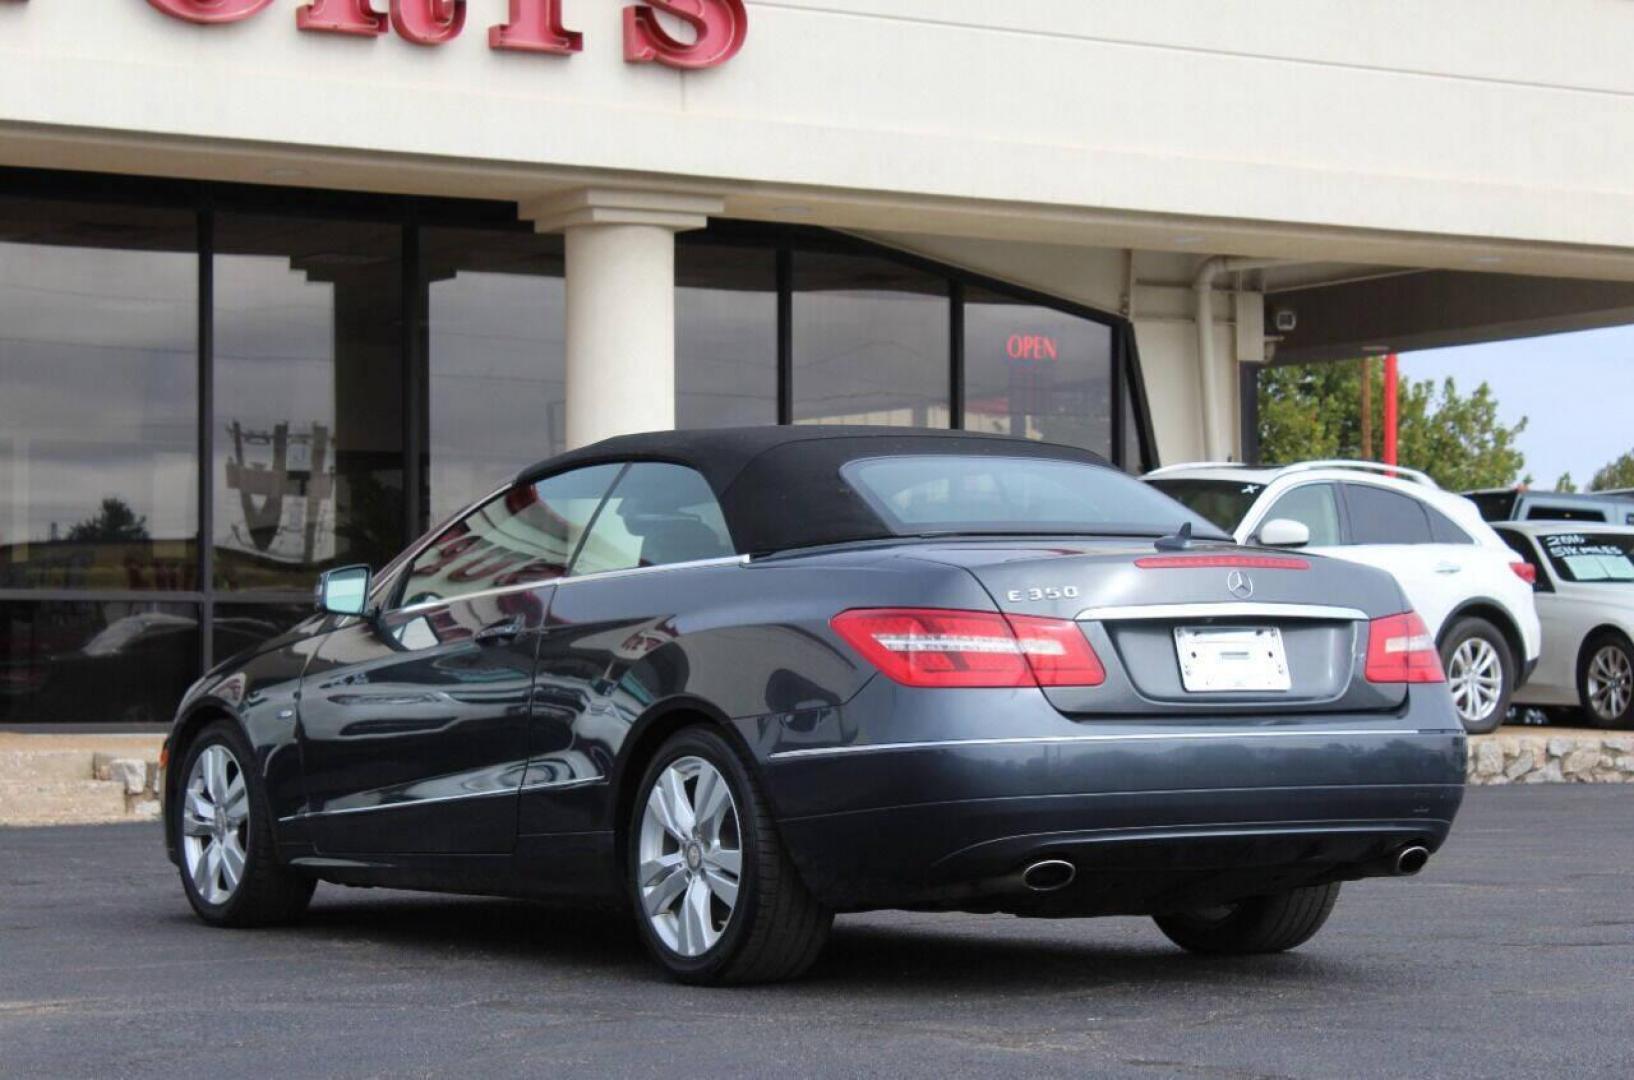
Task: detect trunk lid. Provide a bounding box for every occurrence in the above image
[904,539,1409,716]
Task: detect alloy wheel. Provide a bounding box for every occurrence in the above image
[637,756,743,958]
[1448,637,1503,727]
[1587,644,1633,722]
[181,744,250,906]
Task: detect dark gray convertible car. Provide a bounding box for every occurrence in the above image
[163,427,1465,983]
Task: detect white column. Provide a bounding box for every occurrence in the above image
[521,188,725,450]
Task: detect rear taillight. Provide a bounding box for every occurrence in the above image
[1510,560,1537,585]
[1364,612,1445,684]
[1006,614,1108,687]
[831,608,1105,689]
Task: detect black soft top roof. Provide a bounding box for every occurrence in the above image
[516,426,1113,554]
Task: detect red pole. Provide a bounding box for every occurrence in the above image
[1382,352,1399,469]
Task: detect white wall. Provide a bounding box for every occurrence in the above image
[3,1,1634,251]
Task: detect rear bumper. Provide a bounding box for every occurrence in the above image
[759,687,1466,912]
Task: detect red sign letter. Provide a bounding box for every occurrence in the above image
[391,0,464,45]
[623,0,746,70]
[146,0,274,24]
[490,0,581,54]
[297,0,387,36]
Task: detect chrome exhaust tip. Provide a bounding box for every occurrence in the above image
[1393,845,1430,877]
[1021,859,1077,893]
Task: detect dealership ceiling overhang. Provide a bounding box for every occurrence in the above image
[7,119,1634,366]
[6,121,1634,283]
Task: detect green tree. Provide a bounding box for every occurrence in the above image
[66,497,149,543]
[1590,450,1634,491]
[1258,360,1527,490]
[1555,472,1579,493]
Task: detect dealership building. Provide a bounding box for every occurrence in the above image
[3,0,1634,723]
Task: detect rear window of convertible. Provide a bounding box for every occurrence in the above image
[841,455,1219,537]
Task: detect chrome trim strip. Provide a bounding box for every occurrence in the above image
[554,554,749,588]
[1073,602,1367,623]
[768,728,1439,761]
[278,776,606,823]
[279,787,515,824]
[394,555,748,615]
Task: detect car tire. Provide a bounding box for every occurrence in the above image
[1578,631,1634,730]
[1153,883,1341,955]
[628,726,832,985]
[174,720,315,928]
[1439,617,1514,735]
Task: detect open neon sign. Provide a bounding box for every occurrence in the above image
[1006,334,1059,362]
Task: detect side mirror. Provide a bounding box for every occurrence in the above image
[316,565,372,616]
[1258,518,1311,548]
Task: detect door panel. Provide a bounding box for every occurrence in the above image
[298,588,546,855]
[295,464,624,855]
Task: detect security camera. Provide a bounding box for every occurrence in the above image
[1273,308,1298,333]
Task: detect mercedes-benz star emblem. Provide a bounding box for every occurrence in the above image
[1226,570,1255,600]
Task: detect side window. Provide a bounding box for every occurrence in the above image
[1343,483,1433,545]
[572,463,734,576]
[1526,504,1607,522]
[1261,483,1343,546]
[1467,491,1515,522]
[1426,505,1473,544]
[400,464,623,607]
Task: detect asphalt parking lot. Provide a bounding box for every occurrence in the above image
[3,787,1632,1079]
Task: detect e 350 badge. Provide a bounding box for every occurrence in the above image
[1005,585,1081,603]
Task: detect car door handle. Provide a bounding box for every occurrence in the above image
[473,616,525,644]
[1434,562,1463,575]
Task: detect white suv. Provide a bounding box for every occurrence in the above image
[1147,461,1542,734]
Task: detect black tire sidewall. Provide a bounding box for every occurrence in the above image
[1440,618,1513,735]
[1578,632,1634,730]
[1156,883,1340,954]
[174,721,270,926]
[626,727,764,982]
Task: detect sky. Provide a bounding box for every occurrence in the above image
[1401,323,1634,490]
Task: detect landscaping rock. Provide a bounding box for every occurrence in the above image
[1470,731,1634,785]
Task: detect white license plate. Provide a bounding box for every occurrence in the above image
[1173,626,1291,693]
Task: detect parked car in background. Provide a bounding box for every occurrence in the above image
[1465,488,1634,526]
[1494,523,1634,729]
[162,428,1465,984]
[1148,461,1541,734]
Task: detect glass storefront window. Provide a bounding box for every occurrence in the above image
[963,287,1114,455]
[0,169,1152,725]
[213,215,404,591]
[677,243,777,429]
[0,600,199,724]
[0,200,198,591]
[791,251,950,428]
[422,227,567,526]
[211,602,315,666]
